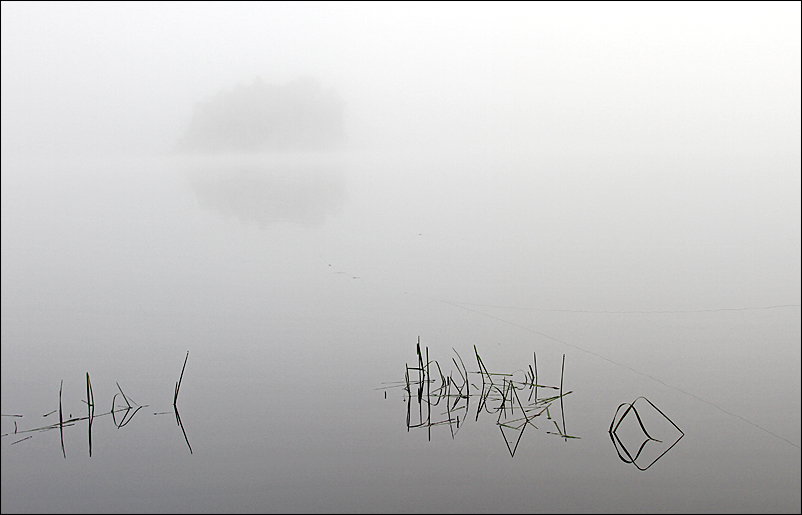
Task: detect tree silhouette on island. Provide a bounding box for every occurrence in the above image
[176,76,345,153]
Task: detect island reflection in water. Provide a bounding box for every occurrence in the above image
[188,164,345,227]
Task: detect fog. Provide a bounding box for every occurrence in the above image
[2,2,800,157]
[2,2,800,513]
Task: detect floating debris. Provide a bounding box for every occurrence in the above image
[609,396,684,471]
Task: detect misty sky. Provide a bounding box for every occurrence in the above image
[2,1,800,158]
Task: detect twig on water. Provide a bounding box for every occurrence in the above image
[117,382,132,408]
[59,380,65,459]
[174,405,193,454]
[532,351,538,402]
[174,351,189,406]
[426,346,431,442]
[560,354,566,440]
[87,373,95,457]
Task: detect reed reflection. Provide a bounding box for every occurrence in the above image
[381,338,579,457]
[1,352,193,457]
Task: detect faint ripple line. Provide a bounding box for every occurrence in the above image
[447,303,802,314]
[439,299,801,450]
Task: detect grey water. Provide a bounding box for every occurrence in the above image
[1,150,799,513]
[2,2,800,513]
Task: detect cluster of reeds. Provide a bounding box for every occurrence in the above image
[380,337,578,457]
[1,351,192,457]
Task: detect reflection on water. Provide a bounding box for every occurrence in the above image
[382,339,578,457]
[188,164,345,226]
[1,353,193,457]
[609,396,684,471]
[1,151,798,512]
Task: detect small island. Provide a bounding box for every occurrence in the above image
[176,77,345,153]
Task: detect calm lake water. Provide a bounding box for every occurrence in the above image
[1,150,800,513]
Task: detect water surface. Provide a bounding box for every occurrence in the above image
[1,150,800,513]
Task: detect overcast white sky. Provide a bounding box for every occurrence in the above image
[1,1,800,157]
